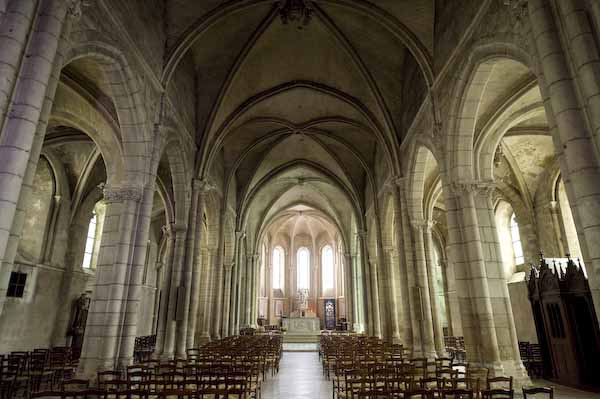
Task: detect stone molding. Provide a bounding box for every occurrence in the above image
[171,223,188,233]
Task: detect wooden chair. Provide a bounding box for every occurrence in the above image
[441,389,474,399]
[61,379,89,391]
[481,389,514,399]
[403,389,434,398]
[522,387,553,398]
[482,376,513,398]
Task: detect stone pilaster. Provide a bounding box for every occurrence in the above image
[368,257,382,338]
[162,223,187,359]
[422,221,446,357]
[222,262,234,336]
[410,219,437,360]
[187,180,212,347]
[198,248,213,343]
[391,177,413,348]
[357,229,372,335]
[154,225,175,357]
[343,253,354,328]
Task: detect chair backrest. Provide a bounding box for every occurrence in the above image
[404,389,434,398]
[487,376,513,391]
[482,388,514,398]
[441,389,474,399]
[522,387,553,399]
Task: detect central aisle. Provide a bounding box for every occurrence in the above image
[262,352,332,399]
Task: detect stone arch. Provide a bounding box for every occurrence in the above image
[63,42,153,184]
[199,81,398,179]
[160,136,193,226]
[446,42,535,182]
[223,213,236,266]
[405,142,441,222]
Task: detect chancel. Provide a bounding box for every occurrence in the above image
[1,0,600,398]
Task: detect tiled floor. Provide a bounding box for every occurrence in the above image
[262,352,600,399]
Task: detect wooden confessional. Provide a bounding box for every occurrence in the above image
[527,254,600,388]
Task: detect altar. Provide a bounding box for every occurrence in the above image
[283,317,320,334]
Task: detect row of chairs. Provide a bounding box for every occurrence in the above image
[444,337,466,364]
[321,334,554,399]
[31,335,282,399]
[133,335,156,363]
[518,342,544,378]
[0,347,77,399]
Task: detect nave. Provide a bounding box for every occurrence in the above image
[4,0,600,397]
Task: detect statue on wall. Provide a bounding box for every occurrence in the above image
[297,288,309,311]
[67,291,91,358]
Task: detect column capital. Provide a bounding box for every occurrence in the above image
[252,253,260,261]
[383,246,395,255]
[192,178,215,193]
[67,0,84,19]
[235,230,246,239]
[450,180,496,197]
[392,175,409,191]
[547,200,560,213]
[161,224,173,236]
[356,229,367,238]
[410,218,433,231]
[103,185,144,203]
[224,262,235,271]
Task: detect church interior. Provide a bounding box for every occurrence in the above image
[1,0,600,398]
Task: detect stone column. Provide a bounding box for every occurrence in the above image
[211,212,225,339]
[221,262,234,336]
[0,0,76,316]
[176,182,200,358]
[244,253,253,326]
[392,178,413,348]
[230,231,245,335]
[556,0,600,148]
[368,257,382,338]
[450,182,504,375]
[423,221,446,357]
[118,183,155,367]
[162,223,187,359]
[198,248,213,343]
[343,253,354,328]
[411,220,437,359]
[440,256,462,337]
[397,185,423,355]
[154,225,175,357]
[0,0,37,129]
[267,260,273,324]
[250,254,259,327]
[187,181,210,348]
[78,185,142,377]
[385,249,401,343]
[357,230,372,335]
[548,201,566,256]
[529,0,600,323]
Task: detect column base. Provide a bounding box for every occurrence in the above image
[500,360,531,388]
